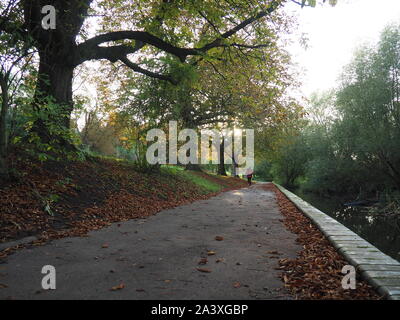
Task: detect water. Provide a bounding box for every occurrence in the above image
[291,189,400,262]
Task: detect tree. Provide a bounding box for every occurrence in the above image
[336,24,400,190]
[276,24,400,195]
[0,0,334,149]
[100,23,301,172]
[0,0,34,178]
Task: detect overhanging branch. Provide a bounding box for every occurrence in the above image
[119,56,177,85]
[78,0,281,64]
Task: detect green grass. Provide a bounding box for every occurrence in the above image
[161,166,223,193]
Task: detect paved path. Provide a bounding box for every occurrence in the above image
[0,184,301,300]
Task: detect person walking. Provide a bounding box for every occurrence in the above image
[245,168,254,186]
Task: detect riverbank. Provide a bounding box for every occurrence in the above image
[263,184,381,300]
[290,189,400,262]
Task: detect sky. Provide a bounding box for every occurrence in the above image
[284,0,400,97]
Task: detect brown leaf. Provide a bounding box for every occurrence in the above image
[198,258,208,265]
[283,275,289,283]
[207,251,216,256]
[233,282,241,288]
[215,236,224,241]
[110,283,125,291]
[102,244,109,248]
[197,268,212,273]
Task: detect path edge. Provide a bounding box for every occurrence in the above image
[273,182,400,300]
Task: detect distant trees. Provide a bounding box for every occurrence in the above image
[268,24,400,195]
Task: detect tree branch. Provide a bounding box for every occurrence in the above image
[78,0,281,65]
[74,42,144,65]
[198,1,281,52]
[78,31,198,63]
[119,56,177,85]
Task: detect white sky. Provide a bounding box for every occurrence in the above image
[285,0,400,97]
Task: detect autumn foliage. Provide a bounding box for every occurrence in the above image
[263,183,381,300]
[0,156,246,258]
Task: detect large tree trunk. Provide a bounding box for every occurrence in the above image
[23,0,90,150]
[31,50,75,147]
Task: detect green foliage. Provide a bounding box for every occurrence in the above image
[270,133,309,188]
[24,100,84,161]
[163,166,222,193]
[269,24,400,197]
[254,160,273,182]
[1,0,337,178]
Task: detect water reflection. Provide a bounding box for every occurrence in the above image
[292,189,400,262]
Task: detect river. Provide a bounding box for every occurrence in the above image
[290,189,400,262]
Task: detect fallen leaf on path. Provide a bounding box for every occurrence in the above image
[267,251,280,255]
[233,282,241,288]
[283,275,289,284]
[0,283,8,289]
[207,251,216,256]
[196,268,212,273]
[216,258,224,263]
[215,236,224,241]
[198,258,208,265]
[110,283,125,291]
[102,244,109,248]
